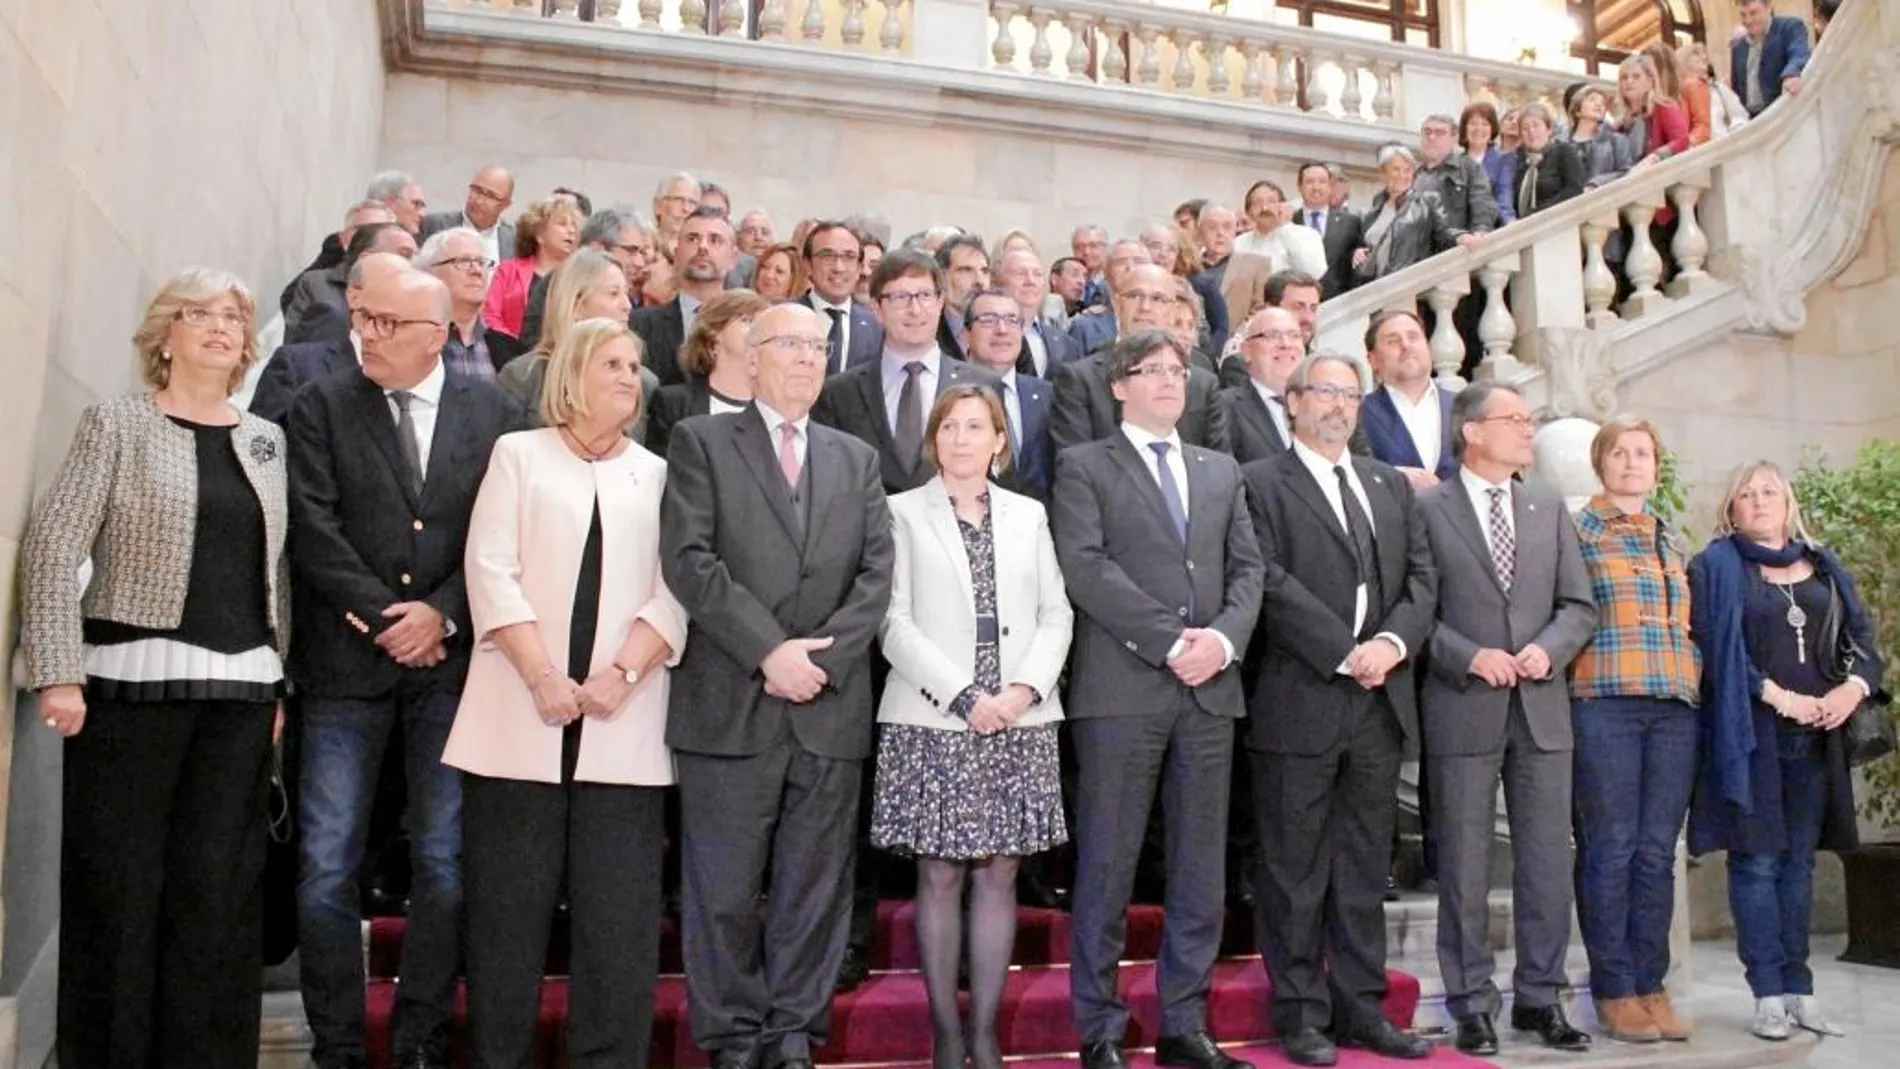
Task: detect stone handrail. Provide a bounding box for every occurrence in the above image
[1312,0,1900,421]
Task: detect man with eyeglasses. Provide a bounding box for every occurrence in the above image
[997,248,1082,379]
[633,206,737,387]
[960,288,1054,501]
[1360,309,1456,487]
[1067,239,1155,356]
[801,221,885,375]
[1414,116,1500,235]
[1237,353,1436,1067]
[1052,330,1263,1069]
[1140,220,1230,353]
[1052,263,1228,456]
[287,266,520,1069]
[1417,382,1596,1057]
[419,166,515,270]
[1217,307,1308,465]
[1071,224,1111,309]
[416,227,507,380]
[652,171,703,251]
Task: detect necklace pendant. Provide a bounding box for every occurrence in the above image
[1786,603,1808,630]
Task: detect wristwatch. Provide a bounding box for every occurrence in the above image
[615,661,641,686]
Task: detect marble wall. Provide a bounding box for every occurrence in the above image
[0,0,385,1058]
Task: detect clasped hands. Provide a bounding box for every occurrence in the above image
[1468,644,1553,688]
[1769,680,1860,731]
[1343,636,1405,690]
[1169,628,1231,688]
[531,667,643,727]
[969,685,1036,736]
[376,601,447,668]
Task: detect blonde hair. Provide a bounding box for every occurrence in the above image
[133,268,261,397]
[1712,460,1817,543]
[513,196,585,260]
[681,290,769,377]
[1588,416,1665,481]
[1616,55,1668,121]
[994,228,1040,257]
[540,317,645,430]
[534,249,625,359]
[1640,41,1685,100]
[1677,41,1712,80]
[922,384,1012,476]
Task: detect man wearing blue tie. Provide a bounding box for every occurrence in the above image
[962,288,1056,501]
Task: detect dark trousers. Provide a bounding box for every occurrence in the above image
[1429,697,1574,1017]
[1251,695,1402,1034]
[1573,697,1698,999]
[298,688,464,1066]
[462,772,665,1069]
[1069,698,1232,1043]
[1226,720,1257,889]
[677,741,861,1068]
[58,696,275,1069]
[1729,731,1830,999]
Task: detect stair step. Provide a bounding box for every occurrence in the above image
[844,1042,1507,1069]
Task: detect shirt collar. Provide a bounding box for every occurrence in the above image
[680,291,703,321]
[448,315,486,346]
[1460,466,1512,499]
[386,357,446,405]
[1386,380,1438,411]
[810,292,852,315]
[754,398,808,438]
[1120,421,1183,456]
[1250,377,1285,406]
[882,348,942,375]
[996,368,1019,391]
[1291,437,1351,482]
[349,331,364,365]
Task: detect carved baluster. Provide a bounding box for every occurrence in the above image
[1475,258,1522,380]
[1171,32,1196,92]
[1101,23,1128,82]
[1064,15,1092,80]
[800,0,825,42]
[1426,283,1469,389]
[1206,38,1231,97]
[719,0,745,34]
[551,0,580,19]
[1028,11,1054,74]
[1665,183,1713,297]
[1273,46,1299,108]
[1134,26,1162,87]
[991,4,1019,67]
[1620,202,1667,317]
[680,0,707,32]
[880,0,904,50]
[841,0,866,45]
[1371,62,1396,122]
[1239,42,1263,102]
[596,0,624,24]
[1580,219,1619,329]
[757,0,785,37]
[1305,54,1332,114]
[636,0,662,29]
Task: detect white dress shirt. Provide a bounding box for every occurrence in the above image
[810,293,855,373]
[1250,379,1292,445]
[1290,439,1409,665]
[475,220,502,270]
[708,393,747,417]
[349,330,364,364]
[1461,466,1516,560]
[754,398,809,471]
[1300,205,1331,236]
[386,358,446,472]
[996,368,1025,448]
[1023,325,1050,377]
[1233,224,1329,280]
[680,291,703,339]
[880,349,943,432]
[1386,382,1443,473]
[1120,422,1241,669]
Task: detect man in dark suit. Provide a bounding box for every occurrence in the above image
[933,234,990,358]
[1053,330,1264,1069]
[1240,354,1436,1066]
[633,206,737,387]
[252,252,414,426]
[1053,264,1228,455]
[960,287,1055,500]
[1733,0,1811,116]
[286,223,418,345]
[1295,162,1364,299]
[660,302,894,1069]
[417,165,516,267]
[1416,383,1597,1056]
[1218,306,1304,464]
[996,248,1082,379]
[1219,271,1324,391]
[1067,239,1154,355]
[813,250,999,496]
[1360,310,1457,486]
[287,268,519,1069]
[803,221,885,375]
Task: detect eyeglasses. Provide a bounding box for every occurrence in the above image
[1477,413,1537,430]
[436,255,495,273]
[811,249,862,265]
[659,194,698,208]
[879,290,942,308]
[467,184,509,203]
[1297,384,1363,404]
[1127,364,1189,382]
[404,197,427,212]
[353,309,445,339]
[1246,329,1303,344]
[1121,290,1179,306]
[175,307,247,332]
[759,335,830,357]
[969,313,1024,330]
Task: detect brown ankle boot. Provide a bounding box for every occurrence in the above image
[1600,996,1663,1043]
[1641,992,1694,1041]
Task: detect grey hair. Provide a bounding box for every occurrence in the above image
[1138,218,1178,241]
[1326,163,1348,181]
[1376,143,1419,168]
[1449,381,1523,460]
[652,171,701,198]
[1284,352,1364,393]
[365,170,413,201]
[414,226,484,270]
[1071,223,1107,242]
[1421,113,1459,131]
[344,198,394,224]
[1195,202,1234,226]
[843,213,892,247]
[580,208,638,248]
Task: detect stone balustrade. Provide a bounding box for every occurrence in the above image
[433,0,915,54]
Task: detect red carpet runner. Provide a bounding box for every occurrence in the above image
[363,902,1466,1068]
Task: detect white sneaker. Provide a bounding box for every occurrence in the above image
[1786,994,1847,1037]
[1751,997,1792,1041]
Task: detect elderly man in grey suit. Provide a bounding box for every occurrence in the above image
[660,302,896,1069]
[1053,330,1265,1069]
[1416,382,1597,1057]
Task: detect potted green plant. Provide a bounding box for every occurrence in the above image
[1795,441,1900,968]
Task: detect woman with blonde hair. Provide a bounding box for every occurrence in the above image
[450,316,687,1068]
[498,248,661,442]
[1642,41,1711,147]
[24,269,288,1068]
[1617,54,1691,172]
[645,289,768,457]
[1678,42,1749,139]
[1688,461,1884,1041]
[751,242,805,303]
[484,195,585,341]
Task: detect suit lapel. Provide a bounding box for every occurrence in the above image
[803,428,849,552]
[1361,459,1406,579]
[851,364,900,458]
[1283,453,1356,558]
[1365,389,1424,469]
[734,411,803,546]
[1181,444,1221,549]
[1443,480,1508,595]
[1238,386,1285,453]
[418,374,470,508]
[1511,479,1536,583]
[348,373,420,511]
[923,481,976,603]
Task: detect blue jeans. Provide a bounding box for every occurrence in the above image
[1728,731,1829,999]
[1573,697,1698,999]
[297,689,464,1066]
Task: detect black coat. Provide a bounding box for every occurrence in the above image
[1354,189,1467,285]
[1511,142,1588,219]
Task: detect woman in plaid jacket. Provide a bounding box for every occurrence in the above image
[1567,418,1701,1045]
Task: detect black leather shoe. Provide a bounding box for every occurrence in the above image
[1337,1019,1429,1060]
[1280,1026,1338,1067]
[777,1059,816,1069]
[1080,1040,1127,1069]
[1512,1004,1592,1051]
[1156,1031,1254,1069]
[394,1052,446,1069]
[1018,868,1071,910]
[712,1051,753,1069]
[1454,1013,1499,1056]
[834,946,870,993]
[1226,868,1256,910]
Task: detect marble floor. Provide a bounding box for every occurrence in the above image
[1681,935,1899,1068]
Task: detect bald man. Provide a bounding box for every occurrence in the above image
[420,165,517,267]
[251,252,413,426]
[287,266,520,1069]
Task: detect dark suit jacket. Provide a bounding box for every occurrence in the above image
[1189,272,1230,353]
[1050,353,1229,457]
[518,271,553,352]
[645,378,743,460]
[1051,434,1264,720]
[1218,381,1373,467]
[1066,307,1118,355]
[280,232,344,314]
[1731,16,1811,116]
[1017,320,1083,380]
[936,313,968,360]
[1296,206,1364,299]
[1415,475,1598,757]
[1241,449,1436,754]
[804,293,884,375]
[284,265,349,345]
[997,372,1055,502]
[811,356,1000,494]
[250,338,355,427]
[419,210,516,259]
[631,297,690,387]
[659,409,895,760]
[1359,385,1458,482]
[285,367,520,699]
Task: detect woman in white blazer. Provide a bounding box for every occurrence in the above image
[445,318,688,1069]
[870,384,1074,1069]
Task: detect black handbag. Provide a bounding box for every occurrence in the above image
[1821,579,1896,767]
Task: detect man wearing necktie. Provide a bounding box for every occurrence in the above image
[1237,354,1437,1066]
[802,222,885,376]
[961,287,1055,500]
[1052,331,1264,1069]
[1295,161,1364,299]
[1414,383,1598,1056]
[286,268,520,1069]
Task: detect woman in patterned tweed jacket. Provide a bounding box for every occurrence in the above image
[20,268,289,1069]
